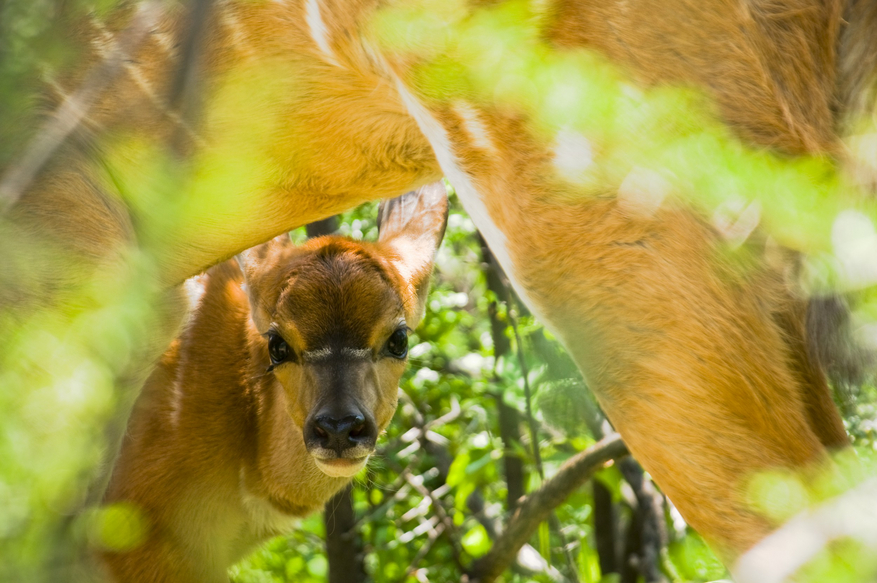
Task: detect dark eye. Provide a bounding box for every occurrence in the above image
[267,332,291,365]
[385,328,408,359]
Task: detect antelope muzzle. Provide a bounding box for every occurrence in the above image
[302,360,381,478]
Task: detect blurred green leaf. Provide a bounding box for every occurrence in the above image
[461,523,491,557]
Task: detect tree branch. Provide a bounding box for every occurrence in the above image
[468,434,629,583]
[324,484,367,583]
[479,234,526,510]
[396,522,446,583]
[593,479,619,575]
[618,458,668,583]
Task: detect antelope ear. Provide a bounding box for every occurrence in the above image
[377,181,449,328]
[235,234,293,331]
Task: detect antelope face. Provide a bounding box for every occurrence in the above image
[261,240,411,478]
[238,184,448,479]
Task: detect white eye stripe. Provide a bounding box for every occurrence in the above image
[302,348,333,362]
[301,347,372,362]
[341,347,371,358]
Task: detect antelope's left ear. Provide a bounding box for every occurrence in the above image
[378,181,449,328]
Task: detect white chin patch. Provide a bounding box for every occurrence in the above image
[314,456,368,478]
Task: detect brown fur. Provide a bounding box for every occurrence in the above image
[430,107,846,559]
[547,0,844,154]
[101,185,448,582]
[6,0,874,567]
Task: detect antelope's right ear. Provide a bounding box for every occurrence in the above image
[235,234,293,331]
[377,181,449,328]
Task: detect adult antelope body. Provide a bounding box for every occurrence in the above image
[100,185,447,582]
[2,0,875,571]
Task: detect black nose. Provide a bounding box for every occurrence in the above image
[306,412,377,454]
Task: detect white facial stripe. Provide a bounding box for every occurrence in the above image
[341,347,372,358]
[302,347,372,362]
[305,0,342,67]
[302,347,333,362]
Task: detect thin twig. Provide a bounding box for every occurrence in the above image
[549,514,582,583]
[383,452,466,570]
[507,305,545,482]
[378,390,459,460]
[401,468,464,569]
[423,395,462,431]
[381,394,465,572]
[396,522,447,583]
[483,233,581,579]
[351,459,419,532]
[479,235,527,511]
[509,302,579,578]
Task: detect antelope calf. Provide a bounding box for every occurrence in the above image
[100,184,448,582]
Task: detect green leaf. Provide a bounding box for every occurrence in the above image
[446,451,470,487]
[461,523,492,557]
[306,556,328,578]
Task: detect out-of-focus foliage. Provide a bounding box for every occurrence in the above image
[0,4,174,579]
